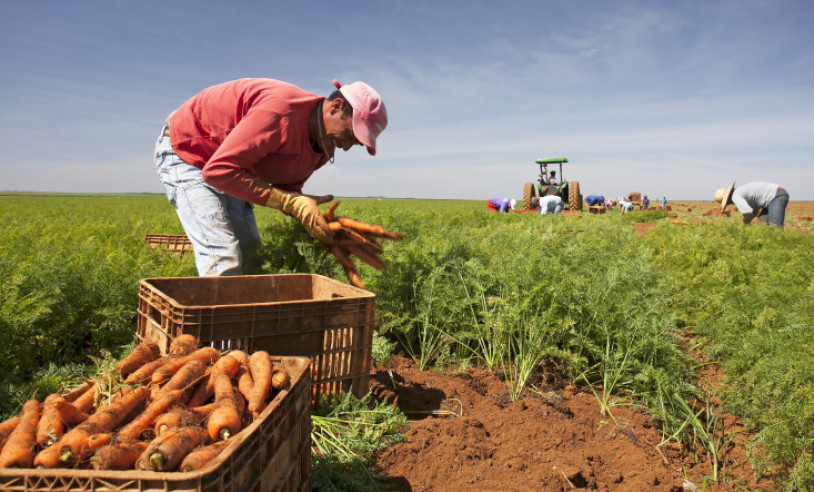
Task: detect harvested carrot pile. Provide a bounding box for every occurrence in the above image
[0,337,290,472]
[323,200,403,289]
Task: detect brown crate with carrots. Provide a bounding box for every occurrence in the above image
[0,337,311,491]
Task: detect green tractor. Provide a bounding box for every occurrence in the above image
[522,157,583,212]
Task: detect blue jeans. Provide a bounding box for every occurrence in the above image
[154,125,262,276]
[755,187,789,229]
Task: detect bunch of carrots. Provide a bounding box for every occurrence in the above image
[0,335,290,472]
[323,200,403,289]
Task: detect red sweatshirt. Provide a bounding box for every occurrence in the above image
[168,78,329,205]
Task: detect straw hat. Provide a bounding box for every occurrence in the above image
[713,181,735,211]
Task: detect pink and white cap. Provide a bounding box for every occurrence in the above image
[332,79,387,156]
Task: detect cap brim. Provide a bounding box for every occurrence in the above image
[721,181,735,211]
[352,116,377,156]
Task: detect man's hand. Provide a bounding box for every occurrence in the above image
[265,189,335,242]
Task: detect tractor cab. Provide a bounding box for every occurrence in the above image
[522,157,582,211]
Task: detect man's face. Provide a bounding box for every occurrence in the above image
[323,100,361,153]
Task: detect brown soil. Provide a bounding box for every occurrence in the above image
[371,356,774,492]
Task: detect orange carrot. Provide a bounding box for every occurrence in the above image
[0,399,41,468]
[346,243,386,270]
[117,389,184,443]
[58,386,150,464]
[227,350,250,368]
[248,351,272,418]
[137,426,207,472]
[207,374,241,441]
[336,217,403,240]
[153,359,207,402]
[87,432,111,450]
[36,394,64,448]
[32,441,63,468]
[71,381,99,414]
[187,354,240,408]
[154,406,200,436]
[271,366,291,391]
[236,366,254,404]
[116,342,161,377]
[53,396,90,426]
[126,356,169,384]
[331,245,364,289]
[151,347,220,385]
[91,441,148,470]
[323,200,341,222]
[0,416,21,450]
[169,334,199,356]
[179,439,232,472]
[60,381,91,403]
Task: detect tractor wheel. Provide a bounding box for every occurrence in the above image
[522,183,535,210]
[568,181,582,211]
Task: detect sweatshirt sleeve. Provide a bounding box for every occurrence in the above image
[731,192,753,215]
[201,109,285,205]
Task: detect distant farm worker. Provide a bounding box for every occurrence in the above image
[642,195,650,209]
[660,196,667,210]
[605,199,615,208]
[154,78,388,276]
[539,195,564,215]
[584,195,605,207]
[618,197,634,215]
[486,197,517,213]
[714,181,789,229]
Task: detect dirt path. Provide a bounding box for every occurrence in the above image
[371,356,771,491]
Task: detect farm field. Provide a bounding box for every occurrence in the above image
[0,195,812,491]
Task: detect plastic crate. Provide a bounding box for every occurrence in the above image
[137,274,375,406]
[0,355,311,492]
[143,234,194,254]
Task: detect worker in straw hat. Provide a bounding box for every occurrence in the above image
[713,181,789,229]
[154,78,388,276]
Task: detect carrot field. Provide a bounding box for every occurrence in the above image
[1,194,812,491]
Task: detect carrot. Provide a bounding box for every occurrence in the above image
[336,216,403,240]
[179,439,232,472]
[187,354,240,408]
[0,416,21,450]
[87,432,111,451]
[271,366,291,391]
[53,396,90,425]
[61,381,91,403]
[91,441,148,470]
[137,426,207,472]
[33,442,63,469]
[169,334,199,356]
[126,356,169,384]
[154,407,200,436]
[117,388,184,443]
[0,399,41,468]
[236,366,254,404]
[227,350,250,368]
[151,347,220,385]
[248,351,273,418]
[152,359,208,402]
[323,200,340,222]
[116,342,161,377]
[346,243,386,270]
[36,394,64,447]
[71,381,99,414]
[207,374,241,441]
[58,386,150,464]
[331,246,364,289]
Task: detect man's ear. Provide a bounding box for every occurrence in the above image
[328,98,344,115]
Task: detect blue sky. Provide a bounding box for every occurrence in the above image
[1,1,812,200]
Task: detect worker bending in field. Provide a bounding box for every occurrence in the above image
[486,197,516,213]
[584,195,605,207]
[539,195,563,215]
[714,181,789,229]
[154,78,388,276]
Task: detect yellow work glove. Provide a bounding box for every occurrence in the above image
[265,189,335,243]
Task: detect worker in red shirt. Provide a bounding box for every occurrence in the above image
[154,78,387,276]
